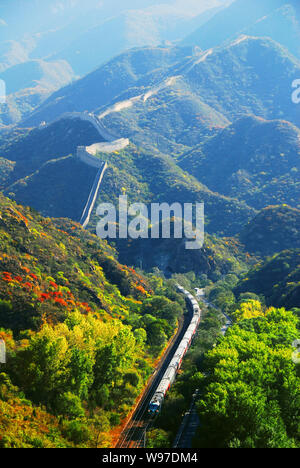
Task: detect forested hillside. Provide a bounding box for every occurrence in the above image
[0,192,186,447]
[0,124,256,237]
[239,205,300,255]
[21,35,300,135]
[235,249,300,310]
[178,116,300,210]
[145,294,300,448]
[0,118,103,186]
[194,305,299,448]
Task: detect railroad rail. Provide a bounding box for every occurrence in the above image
[172,390,200,448]
[116,285,201,448]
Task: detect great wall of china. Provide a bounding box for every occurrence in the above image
[43,111,130,168]
[77,138,130,168]
[42,111,130,226]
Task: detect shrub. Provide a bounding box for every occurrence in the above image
[55,392,85,419]
[63,420,91,444]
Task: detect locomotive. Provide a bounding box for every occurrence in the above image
[148,285,201,415]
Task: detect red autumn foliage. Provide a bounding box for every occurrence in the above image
[54,298,68,307]
[14,276,23,283]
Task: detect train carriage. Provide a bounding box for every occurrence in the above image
[149,285,202,415]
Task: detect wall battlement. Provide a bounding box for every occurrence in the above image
[76,137,129,168]
[45,110,130,169]
[76,146,104,168]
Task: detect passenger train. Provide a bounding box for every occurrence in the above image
[148,284,202,415]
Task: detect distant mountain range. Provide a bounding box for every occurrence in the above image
[0,0,299,274]
[1,0,300,450]
[20,36,300,134]
[0,0,232,125]
[179,116,300,210]
[0,59,75,125]
[4,0,300,127]
[0,1,230,43]
[182,0,300,59]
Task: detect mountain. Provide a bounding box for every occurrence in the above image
[115,230,249,278]
[0,60,75,96]
[47,1,231,76]
[83,143,256,236]
[3,0,299,128]
[0,37,298,274]
[0,39,34,73]
[243,4,300,60]
[0,5,233,89]
[0,191,153,331]
[5,155,98,222]
[178,116,300,210]
[21,46,195,128]
[21,36,300,151]
[181,36,300,127]
[235,249,300,309]
[182,0,300,59]
[98,76,230,153]
[0,117,255,239]
[49,10,204,76]
[0,190,188,447]
[0,59,76,125]
[0,117,103,185]
[0,0,231,125]
[239,205,300,256]
[0,0,299,450]
[0,157,14,187]
[1,37,299,263]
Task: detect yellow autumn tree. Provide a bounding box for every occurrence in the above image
[233,300,264,322]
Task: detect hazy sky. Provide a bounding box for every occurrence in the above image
[0,0,232,42]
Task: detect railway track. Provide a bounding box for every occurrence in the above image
[172,291,233,448]
[116,306,192,448]
[172,390,200,448]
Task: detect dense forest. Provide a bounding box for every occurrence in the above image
[2,189,298,448]
[195,304,299,448]
[148,286,300,448]
[0,193,186,447]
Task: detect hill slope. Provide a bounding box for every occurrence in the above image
[21,46,195,128]
[0,117,103,186]
[0,113,256,239]
[239,205,300,256]
[182,0,300,59]
[179,116,300,210]
[0,191,190,447]
[0,192,155,332]
[0,59,76,126]
[235,249,300,309]
[4,141,256,236]
[21,36,300,155]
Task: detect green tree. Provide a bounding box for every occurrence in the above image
[194,304,300,448]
